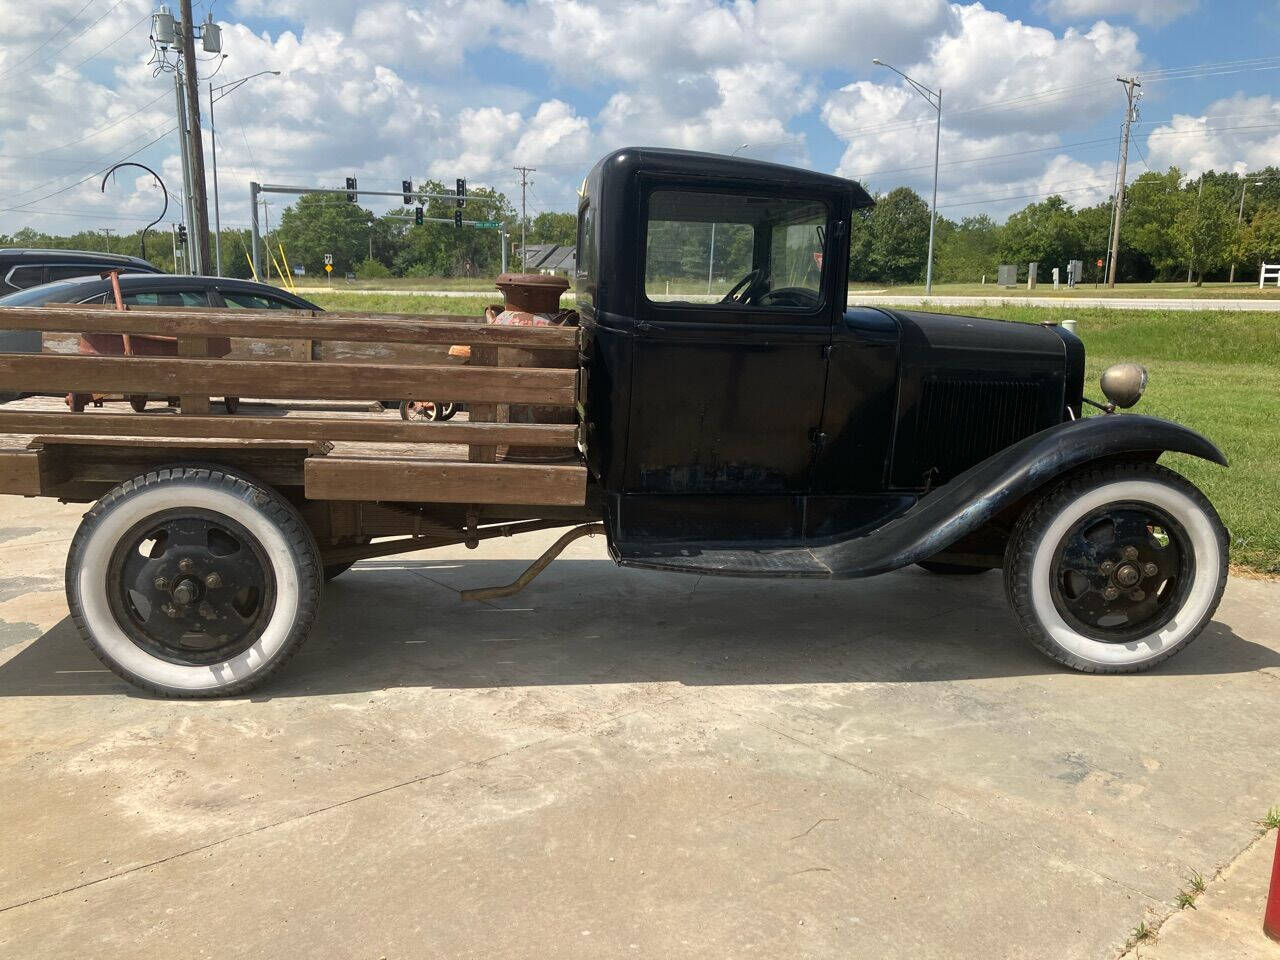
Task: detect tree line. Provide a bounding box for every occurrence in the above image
[5,165,1277,286]
[853,165,1280,286]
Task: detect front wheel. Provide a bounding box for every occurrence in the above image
[1004,461,1228,674]
[66,466,322,697]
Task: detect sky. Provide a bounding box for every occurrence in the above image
[0,0,1278,238]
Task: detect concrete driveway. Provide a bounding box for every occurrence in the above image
[1,494,1277,959]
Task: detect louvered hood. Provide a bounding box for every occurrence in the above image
[885,309,1077,490]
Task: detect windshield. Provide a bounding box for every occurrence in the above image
[0,278,95,306]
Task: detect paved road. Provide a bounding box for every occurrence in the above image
[1,498,1277,958]
[304,287,1280,311]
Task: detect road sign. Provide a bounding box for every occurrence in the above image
[324,264,333,273]
[1096,258,1103,268]
[473,220,501,229]
[324,253,333,265]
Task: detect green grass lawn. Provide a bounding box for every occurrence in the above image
[307,292,1280,574]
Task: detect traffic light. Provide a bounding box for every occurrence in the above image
[453,209,462,228]
[456,178,466,208]
[402,180,413,205]
[176,223,187,245]
[414,206,424,226]
[345,177,357,202]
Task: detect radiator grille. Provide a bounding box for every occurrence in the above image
[910,378,1044,484]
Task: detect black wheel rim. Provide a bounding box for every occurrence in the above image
[1049,501,1194,643]
[106,508,276,665]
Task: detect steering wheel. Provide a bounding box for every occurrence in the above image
[756,286,821,308]
[720,268,765,305]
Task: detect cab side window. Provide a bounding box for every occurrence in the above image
[643,190,828,312]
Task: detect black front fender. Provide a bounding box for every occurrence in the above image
[812,414,1226,577]
[614,415,1225,580]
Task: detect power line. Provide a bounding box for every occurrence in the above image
[0,0,132,83]
[0,0,97,81]
[0,13,150,98]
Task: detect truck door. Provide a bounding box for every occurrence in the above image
[617,185,836,544]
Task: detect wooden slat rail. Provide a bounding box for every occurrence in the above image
[0,354,575,406]
[0,410,577,447]
[305,458,587,507]
[0,305,578,350]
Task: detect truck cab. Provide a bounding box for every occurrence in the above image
[576,148,1078,563]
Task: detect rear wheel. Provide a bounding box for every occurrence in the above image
[66,466,322,697]
[1004,461,1228,673]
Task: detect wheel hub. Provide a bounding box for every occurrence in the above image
[106,510,275,665]
[1050,502,1194,643]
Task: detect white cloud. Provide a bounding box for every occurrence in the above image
[1142,93,1280,177]
[822,5,1142,217]
[1037,0,1198,27]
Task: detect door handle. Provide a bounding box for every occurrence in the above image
[809,429,827,447]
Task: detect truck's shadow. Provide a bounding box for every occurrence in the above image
[0,559,1275,697]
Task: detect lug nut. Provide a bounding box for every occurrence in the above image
[1122,546,1138,560]
[1100,561,1115,574]
[198,602,216,621]
[1143,562,1158,577]
[205,573,222,589]
[178,558,194,573]
[1130,589,1145,602]
[1103,586,1120,601]
[153,577,168,591]
[172,581,195,605]
[162,604,177,618]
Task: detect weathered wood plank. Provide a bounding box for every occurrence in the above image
[467,344,500,464]
[0,305,577,349]
[0,410,577,446]
[0,354,577,406]
[177,336,211,415]
[0,448,42,496]
[304,458,587,506]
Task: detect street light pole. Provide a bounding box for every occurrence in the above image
[209,71,280,276]
[873,59,942,295]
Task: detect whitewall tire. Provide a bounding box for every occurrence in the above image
[1004,461,1228,673]
[66,467,322,697]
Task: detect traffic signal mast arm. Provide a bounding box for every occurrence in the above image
[255,184,493,204]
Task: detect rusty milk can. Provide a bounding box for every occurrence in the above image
[488,272,577,462]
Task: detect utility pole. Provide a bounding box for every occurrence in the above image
[102,228,114,253]
[1229,177,1251,284]
[1106,76,1141,287]
[177,0,210,274]
[514,165,535,270]
[1188,174,1204,284]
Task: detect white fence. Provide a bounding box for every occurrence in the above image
[1262,263,1280,288]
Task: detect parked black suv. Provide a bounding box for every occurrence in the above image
[0,248,161,295]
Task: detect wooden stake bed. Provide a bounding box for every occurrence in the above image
[0,304,588,511]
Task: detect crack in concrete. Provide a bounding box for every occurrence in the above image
[721,705,1163,906]
[1112,827,1278,959]
[0,694,684,916]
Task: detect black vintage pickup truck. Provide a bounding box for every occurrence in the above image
[0,147,1230,696]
